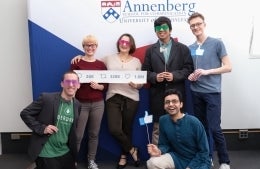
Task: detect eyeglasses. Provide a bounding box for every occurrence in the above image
[119,40,130,47]
[63,79,79,86]
[155,25,169,32]
[164,99,180,105]
[190,22,204,29]
[83,44,97,48]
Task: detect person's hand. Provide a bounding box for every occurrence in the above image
[147,144,161,157]
[129,82,143,89]
[90,81,104,90]
[194,68,210,77]
[188,68,210,81]
[71,55,83,64]
[188,72,198,81]
[163,72,173,81]
[44,125,58,135]
[156,72,165,82]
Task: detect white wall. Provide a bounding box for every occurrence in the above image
[0,0,260,132]
[197,2,260,129]
[0,0,32,132]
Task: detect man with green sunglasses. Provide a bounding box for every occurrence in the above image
[142,16,194,146]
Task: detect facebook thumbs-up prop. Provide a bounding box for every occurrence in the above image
[139,111,153,126]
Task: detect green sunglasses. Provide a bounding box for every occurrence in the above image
[155,25,169,32]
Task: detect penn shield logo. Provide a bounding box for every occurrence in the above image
[101,0,121,23]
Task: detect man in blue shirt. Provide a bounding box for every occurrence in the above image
[187,12,232,169]
[146,89,210,169]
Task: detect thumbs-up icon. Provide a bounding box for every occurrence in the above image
[139,111,153,126]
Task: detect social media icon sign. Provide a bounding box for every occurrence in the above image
[139,111,153,126]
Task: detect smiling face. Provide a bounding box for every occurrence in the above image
[155,23,172,43]
[118,35,131,53]
[61,71,80,100]
[116,33,136,54]
[164,94,183,117]
[154,16,172,43]
[188,16,206,37]
[83,43,97,56]
[82,35,98,56]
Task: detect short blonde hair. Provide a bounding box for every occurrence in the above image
[82,35,98,47]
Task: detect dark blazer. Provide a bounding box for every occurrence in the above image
[142,38,194,122]
[20,92,81,161]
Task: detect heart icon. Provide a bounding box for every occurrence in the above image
[125,74,131,79]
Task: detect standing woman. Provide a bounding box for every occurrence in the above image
[71,33,142,169]
[71,35,107,169]
[103,33,142,169]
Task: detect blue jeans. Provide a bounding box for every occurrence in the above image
[191,91,230,164]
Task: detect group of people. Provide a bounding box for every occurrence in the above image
[20,12,232,169]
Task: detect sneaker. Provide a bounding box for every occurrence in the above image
[88,160,99,169]
[211,158,214,167]
[219,163,230,169]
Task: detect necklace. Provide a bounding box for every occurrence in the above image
[119,54,132,62]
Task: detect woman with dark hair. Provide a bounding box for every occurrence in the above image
[103,33,142,169]
[71,33,142,169]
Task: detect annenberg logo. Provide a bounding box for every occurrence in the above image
[101,0,121,23]
[101,0,197,23]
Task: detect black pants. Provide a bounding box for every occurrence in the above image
[35,152,76,169]
[106,94,139,154]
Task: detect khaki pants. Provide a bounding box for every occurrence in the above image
[147,153,175,169]
[152,122,159,145]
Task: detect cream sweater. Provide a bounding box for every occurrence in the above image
[101,54,142,101]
